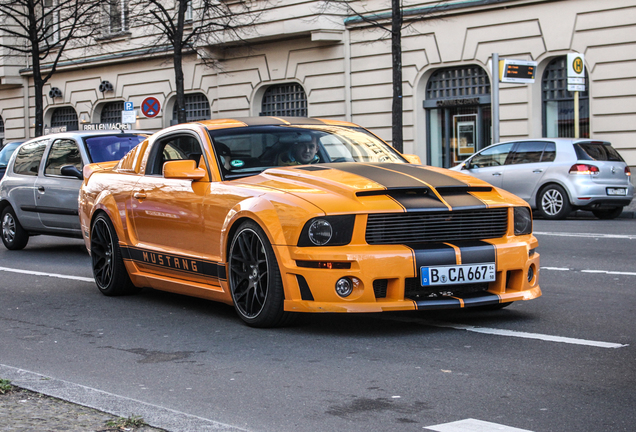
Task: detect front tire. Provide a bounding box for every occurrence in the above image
[1,206,29,250]
[90,213,139,296]
[592,207,623,220]
[538,185,571,220]
[228,221,292,328]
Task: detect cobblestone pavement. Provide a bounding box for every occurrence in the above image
[0,386,167,432]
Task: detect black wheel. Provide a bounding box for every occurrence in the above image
[228,221,292,328]
[538,185,571,220]
[1,206,29,250]
[592,207,623,220]
[90,213,139,296]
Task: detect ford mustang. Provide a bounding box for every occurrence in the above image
[79,117,541,327]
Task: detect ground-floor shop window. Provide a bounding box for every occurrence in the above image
[424,66,491,168]
[542,56,589,138]
[172,93,210,122]
[51,107,79,131]
[261,83,307,117]
[100,101,125,123]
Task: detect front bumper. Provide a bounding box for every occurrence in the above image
[276,236,541,313]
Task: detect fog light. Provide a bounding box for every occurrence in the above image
[335,277,353,297]
[527,266,534,282]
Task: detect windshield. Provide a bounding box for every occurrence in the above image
[84,134,148,163]
[0,142,21,167]
[208,125,406,179]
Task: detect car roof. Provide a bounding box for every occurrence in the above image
[192,117,359,132]
[492,138,612,146]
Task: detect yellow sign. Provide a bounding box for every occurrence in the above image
[572,57,584,75]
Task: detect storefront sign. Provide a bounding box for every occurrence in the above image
[44,126,67,134]
[81,123,132,131]
[436,98,480,107]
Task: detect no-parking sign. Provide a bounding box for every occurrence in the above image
[141,97,161,118]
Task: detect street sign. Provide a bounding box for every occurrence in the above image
[124,101,134,111]
[567,84,586,92]
[499,59,537,83]
[121,110,136,124]
[567,53,585,78]
[141,97,161,118]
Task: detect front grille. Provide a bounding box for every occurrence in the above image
[405,278,489,300]
[366,208,508,245]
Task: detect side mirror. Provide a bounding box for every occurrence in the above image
[61,165,84,180]
[163,159,206,180]
[403,154,421,164]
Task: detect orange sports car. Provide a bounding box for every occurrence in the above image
[79,117,541,327]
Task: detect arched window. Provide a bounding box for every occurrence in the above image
[542,57,589,138]
[51,107,79,131]
[261,83,307,117]
[424,66,491,168]
[101,101,124,123]
[172,93,210,122]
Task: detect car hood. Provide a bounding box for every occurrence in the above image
[232,162,522,214]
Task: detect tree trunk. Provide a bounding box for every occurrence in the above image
[391,0,403,153]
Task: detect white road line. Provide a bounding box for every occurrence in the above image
[430,322,628,349]
[541,267,636,276]
[425,418,534,432]
[534,231,636,240]
[541,266,570,271]
[0,266,94,283]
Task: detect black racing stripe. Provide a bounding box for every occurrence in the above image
[121,246,220,279]
[412,244,458,267]
[454,241,496,264]
[217,263,227,280]
[461,292,501,307]
[332,163,428,188]
[296,275,315,301]
[414,298,462,310]
[437,192,487,210]
[377,163,468,188]
[414,292,501,310]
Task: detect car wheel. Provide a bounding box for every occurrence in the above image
[90,213,139,296]
[538,185,571,220]
[229,221,293,328]
[592,207,623,220]
[1,206,29,250]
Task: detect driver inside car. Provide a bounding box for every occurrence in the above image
[278,135,319,166]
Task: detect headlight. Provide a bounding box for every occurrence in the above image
[298,215,355,247]
[514,207,532,235]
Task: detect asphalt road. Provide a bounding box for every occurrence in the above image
[1,217,634,432]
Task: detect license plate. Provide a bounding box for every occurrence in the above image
[421,263,496,286]
[607,187,627,196]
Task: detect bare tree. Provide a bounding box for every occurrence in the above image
[325,0,449,152]
[131,0,260,124]
[0,0,101,136]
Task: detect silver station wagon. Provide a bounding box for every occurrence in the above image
[451,138,633,220]
[0,130,149,250]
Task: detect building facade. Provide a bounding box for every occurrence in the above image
[1,0,634,170]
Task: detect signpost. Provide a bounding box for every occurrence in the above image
[122,101,136,124]
[567,53,586,138]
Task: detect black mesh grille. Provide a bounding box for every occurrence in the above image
[373,279,388,299]
[366,208,508,245]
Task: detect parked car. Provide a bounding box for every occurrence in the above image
[78,117,541,327]
[450,139,634,220]
[0,130,149,250]
[0,141,24,179]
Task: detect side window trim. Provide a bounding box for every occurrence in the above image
[44,138,83,177]
[145,131,210,179]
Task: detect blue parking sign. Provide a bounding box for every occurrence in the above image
[124,101,134,111]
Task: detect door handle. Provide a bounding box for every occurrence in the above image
[37,186,45,192]
[533,169,543,173]
[133,191,146,200]
[492,172,502,176]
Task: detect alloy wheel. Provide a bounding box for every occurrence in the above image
[541,188,563,216]
[91,218,114,289]
[229,228,269,318]
[2,212,15,243]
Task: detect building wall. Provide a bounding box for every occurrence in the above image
[1,0,634,168]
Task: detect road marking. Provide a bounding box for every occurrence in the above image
[429,322,628,349]
[0,266,94,283]
[425,418,534,431]
[541,267,636,276]
[534,231,636,240]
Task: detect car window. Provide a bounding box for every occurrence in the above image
[0,142,20,167]
[541,142,556,162]
[12,140,47,176]
[469,143,513,168]
[510,141,549,165]
[575,142,624,162]
[45,139,82,176]
[148,134,205,175]
[84,134,147,163]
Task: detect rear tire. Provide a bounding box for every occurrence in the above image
[1,206,29,250]
[592,207,623,220]
[538,185,571,220]
[228,221,294,328]
[90,213,139,296]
